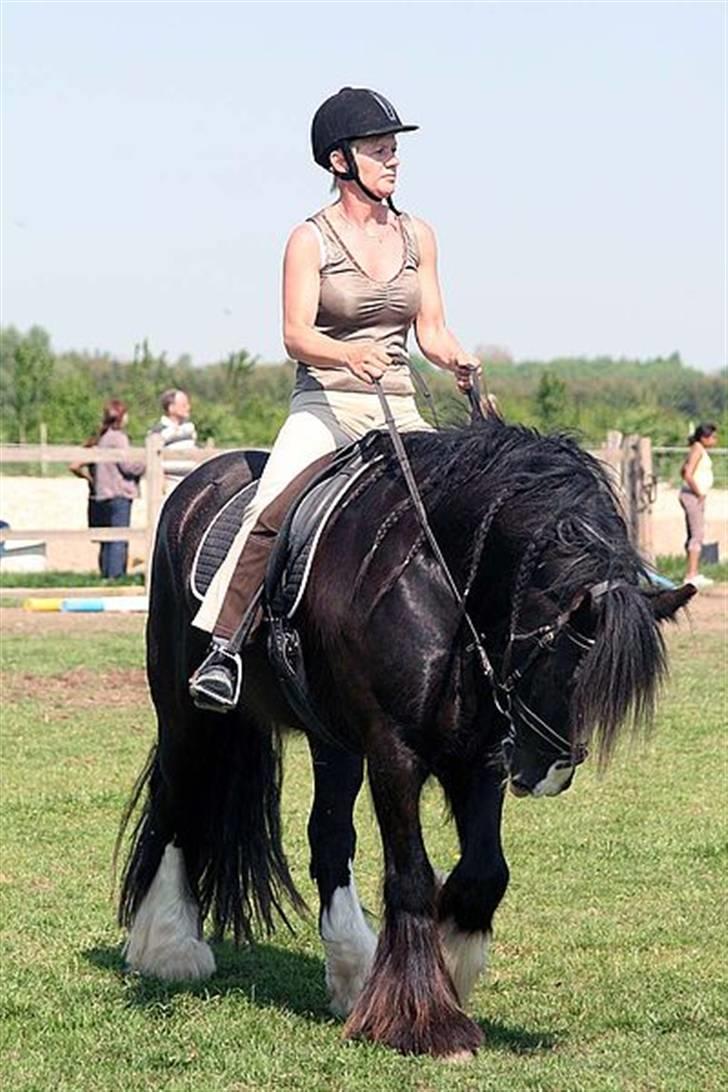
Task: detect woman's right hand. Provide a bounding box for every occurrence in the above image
[344,341,393,384]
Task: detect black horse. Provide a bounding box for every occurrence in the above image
[118,419,693,1058]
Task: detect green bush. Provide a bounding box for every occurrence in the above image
[1,327,725,450]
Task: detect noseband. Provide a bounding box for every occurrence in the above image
[495,619,595,762]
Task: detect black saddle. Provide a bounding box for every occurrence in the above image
[189,435,386,740]
[266,435,385,618]
[190,433,384,614]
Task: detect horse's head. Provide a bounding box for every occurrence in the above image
[501,582,695,798]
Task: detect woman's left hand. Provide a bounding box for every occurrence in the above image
[453,354,481,392]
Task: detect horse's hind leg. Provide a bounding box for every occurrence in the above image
[436,761,509,1006]
[121,691,300,981]
[121,718,216,982]
[307,739,376,1017]
[344,735,483,1057]
[124,843,215,982]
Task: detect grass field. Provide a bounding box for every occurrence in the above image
[1,558,726,589]
[0,594,726,1091]
[0,571,146,589]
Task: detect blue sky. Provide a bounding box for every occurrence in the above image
[2,1,725,370]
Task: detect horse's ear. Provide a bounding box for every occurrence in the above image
[644,583,696,622]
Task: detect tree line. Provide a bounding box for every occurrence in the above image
[1,325,725,449]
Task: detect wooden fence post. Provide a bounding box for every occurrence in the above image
[596,431,655,557]
[622,434,640,548]
[39,423,48,477]
[598,430,625,508]
[145,432,164,577]
[636,435,655,562]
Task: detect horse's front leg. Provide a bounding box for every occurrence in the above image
[437,760,510,1006]
[307,738,376,1017]
[345,735,484,1057]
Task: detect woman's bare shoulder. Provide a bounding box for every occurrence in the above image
[285,218,326,258]
[286,221,317,245]
[406,214,437,258]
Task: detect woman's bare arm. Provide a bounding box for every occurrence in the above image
[69,461,92,483]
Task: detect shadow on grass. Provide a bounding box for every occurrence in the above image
[84,940,559,1054]
[84,939,330,1019]
[476,1018,558,1055]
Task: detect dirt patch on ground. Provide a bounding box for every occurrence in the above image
[3,665,150,710]
[668,583,726,637]
[1,586,724,642]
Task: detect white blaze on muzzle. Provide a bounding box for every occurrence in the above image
[531,761,575,797]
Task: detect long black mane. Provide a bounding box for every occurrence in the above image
[311,419,666,762]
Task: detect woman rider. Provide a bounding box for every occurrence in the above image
[189,86,482,712]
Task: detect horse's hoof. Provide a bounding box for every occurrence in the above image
[125,937,216,982]
[345,1003,484,1057]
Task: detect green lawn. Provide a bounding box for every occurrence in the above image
[1,556,725,591]
[0,612,725,1091]
[0,571,145,589]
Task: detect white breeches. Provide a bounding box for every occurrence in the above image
[192,389,432,633]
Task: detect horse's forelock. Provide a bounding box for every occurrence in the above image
[570,585,666,765]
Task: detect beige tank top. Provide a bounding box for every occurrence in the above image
[294,207,421,397]
[682,445,714,494]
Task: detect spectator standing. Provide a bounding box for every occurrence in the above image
[71,399,144,579]
[679,422,719,589]
[149,389,198,489]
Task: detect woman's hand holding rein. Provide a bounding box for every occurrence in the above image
[452,355,481,393]
[344,340,393,384]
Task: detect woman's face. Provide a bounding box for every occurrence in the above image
[331,134,400,197]
[703,432,718,448]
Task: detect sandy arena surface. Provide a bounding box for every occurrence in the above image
[0,588,723,718]
[1,585,724,640]
[0,608,147,638]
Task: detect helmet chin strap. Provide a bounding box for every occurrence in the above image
[332,141,401,216]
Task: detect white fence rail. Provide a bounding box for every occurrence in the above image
[3,432,705,575]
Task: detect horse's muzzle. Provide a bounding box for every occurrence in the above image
[510,760,576,798]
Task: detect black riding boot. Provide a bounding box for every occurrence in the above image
[189,639,243,713]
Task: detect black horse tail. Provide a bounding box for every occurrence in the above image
[116,708,306,944]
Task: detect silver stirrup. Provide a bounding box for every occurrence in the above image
[189,647,243,712]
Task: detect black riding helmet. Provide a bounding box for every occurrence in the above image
[311,87,418,212]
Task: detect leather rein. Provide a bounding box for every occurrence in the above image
[373,376,601,763]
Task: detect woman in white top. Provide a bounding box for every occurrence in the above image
[679,422,718,588]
